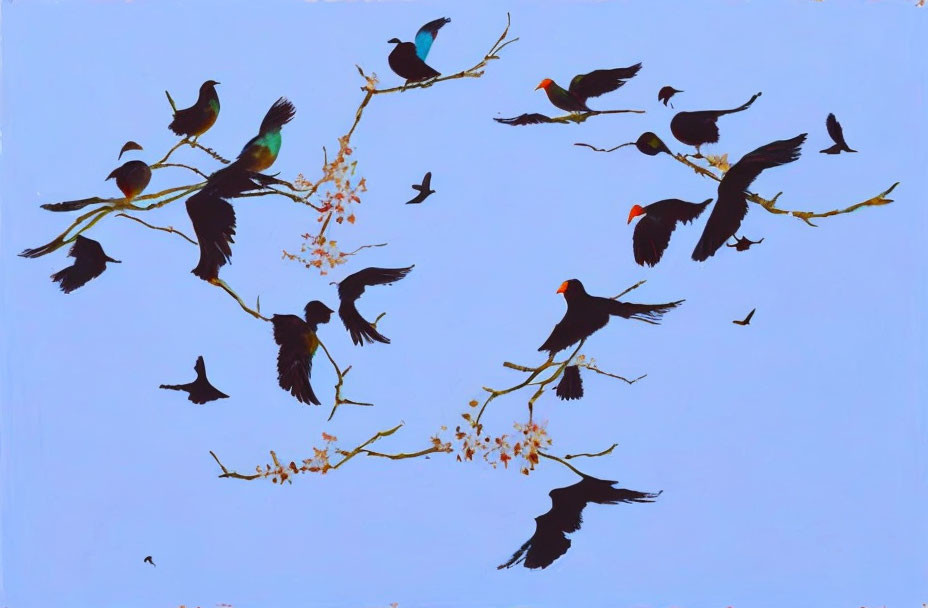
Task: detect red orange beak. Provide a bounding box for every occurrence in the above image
[627,204,645,225]
[556,281,568,294]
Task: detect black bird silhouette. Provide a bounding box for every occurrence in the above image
[498,475,661,570]
[405,172,435,204]
[536,64,642,113]
[538,279,683,356]
[271,301,334,405]
[388,18,450,83]
[726,235,764,251]
[168,80,220,141]
[692,134,806,262]
[658,86,682,108]
[336,266,414,346]
[670,92,762,157]
[627,198,712,267]
[186,190,236,282]
[144,556,156,567]
[733,308,756,326]
[49,235,120,293]
[159,356,229,404]
[555,365,583,401]
[494,113,558,126]
[574,132,673,156]
[820,113,857,154]
[118,141,143,160]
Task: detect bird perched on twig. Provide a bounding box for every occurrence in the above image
[271,301,333,405]
[388,18,450,83]
[733,308,756,326]
[405,172,435,204]
[670,92,762,157]
[335,266,414,345]
[50,235,120,293]
[658,86,682,108]
[536,64,642,113]
[159,356,229,404]
[819,113,857,154]
[167,80,220,142]
[726,235,764,251]
[107,159,152,204]
[627,198,712,267]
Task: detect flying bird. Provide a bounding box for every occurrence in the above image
[143,556,156,567]
[118,141,144,160]
[493,113,558,127]
[388,17,450,83]
[50,235,120,293]
[336,266,414,345]
[733,308,756,326]
[820,113,857,154]
[692,134,806,262]
[658,86,682,108]
[535,64,642,113]
[555,365,583,401]
[670,92,762,157]
[159,356,229,404]
[497,475,661,570]
[168,80,221,142]
[538,279,683,357]
[186,190,235,282]
[726,235,764,251]
[574,132,673,156]
[107,159,152,203]
[627,198,712,267]
[271,301,333,405]
[405,172,435,204]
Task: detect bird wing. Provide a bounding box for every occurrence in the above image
[186,190,236,281]
[825,113,848,146]
[193,355,207,379]
[337,266,415,302]
[692,134,805,261]
[50,236,113,293]
[405,192,427,205]
[421,172,432,190]
[338,299,390,345]
[271,314,320,405]
[119,141,143,160]
[604,297,684,324]
[567,64,642,103]
[743,308,756,324]
[632,199,710,267]
[493,113,555,126]
[414,17,450,61]
[538,309,608,355]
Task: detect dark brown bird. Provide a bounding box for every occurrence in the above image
[388,18,450,83]
[143,556,156,567]
[186,190,235,282]
[405,172,435,204]
[168,80,220,141]
[733,308,756,326]
[118,141,143,160]
[336,266,414,346]
[535,64,642,113]
[627,198,712,267]
[107,160,152,203]
[658,86,682,108]
[574,132,673,156]
[494,113,557,126]
[692,134,806,262]
[820,113,857,154]
[50,235,120,293]
[555,365,583,401]
[538,279,684,357]
[159,356,229,404]
[271,301,333,405]
[726,235,764,251]
[670,92,762,156]
[497,475,661,570]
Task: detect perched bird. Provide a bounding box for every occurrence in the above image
[118,141,143,160]
[143,556,156,567]
[657,86,682,108]
[733,308,756,326]
[405,172,435,204]
[271,301,334,405]
[555,365,583,401]
[388,17,450,83]
[159,356,229,404]
[538,279,683,356]
[536,64,642,113]
[670,92,762,157]
[692,134,806,262]
[498,475,661,570]
[627,198,712,267]
[820,113,857,154]
[336,266,414,346]
[168,80,220,141]
[574,132,673,156]
[50,235,120,293]
[726,235,764,251]
[107,159,152,203]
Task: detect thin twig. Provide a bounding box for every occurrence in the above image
[578,365,647,385]
[538,451,587,477]
[116,213,198,245]
[564,443,618,460]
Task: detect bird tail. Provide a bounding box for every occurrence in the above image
[259,97,296,135]
[555,365,584,401]
[158,384,187,392]
[605,299,684,324]
[277,350,320,405]
[496,539,531,570]
[40,197,106,212]
[50,267,84,294]
[340,305,390,346]
[715,91,762,116]
[601,488,663,505]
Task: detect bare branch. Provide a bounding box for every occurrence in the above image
[116,213,198,245]
[564,443,619,460]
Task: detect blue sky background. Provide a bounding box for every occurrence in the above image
[1,1,926,607]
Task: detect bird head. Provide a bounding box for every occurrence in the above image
[556,279,585,298]
[202,80,220,90]
[387,38,402,44]
[627,204,646,224]
[535,78,553,91]
[304,300,334,325]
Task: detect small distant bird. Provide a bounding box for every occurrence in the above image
[733,308,756,326]
[658,86,682,108]
[159,356,229,404]
[405,172,435,204]
[388,18,450,83]
[671,92,762,157]
[168,80,220,141]
[538,279,683,357]
[820,113,857,154]
[627,198,712,267]
[336,266,414,346]
[692,134,806,262]
[726,235,764,251]
[536,64,642,113]
[50,235,120,293]
[497,475,661,570]
[574,132,673,156]
[271,301,333,405]
[118,141,144,160]
[107,159,152,203]
[555,365,583,401]
[143,556,156,567]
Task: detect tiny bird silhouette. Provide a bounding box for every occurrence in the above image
[335,266,414,346]
[118,141,144,160]
[820,113,857,154]
[726,235,764,251]
[405,172,435,204]
[388,18,450,83]
[144,556,155,567]
[658,86,683,108]
[159,356,229,404]
[50,235,120,293]
[733,308,756,326]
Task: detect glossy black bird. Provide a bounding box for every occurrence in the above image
[658,86,682,108]
[497,475,661,570]
[388,17,450,83]
[820,113,857,154]
[168,80,220,141]
[271,301,334,405]
[186,190,236,282]
[336,266,414,346]
[627,198,712,267]
[733,308,756,326]
[670,92,762,156]
[538,279,683,357]
[692,134,806,262]
[118,141,143,160]
[726,235,764,251]
[405,172,435,204]
[574,132,673,156]
[50,235,120,293]
[144,556,156,567]
[159,356,229,404]
[107,159,152,203]
[555,365,583,401]
[536,64,642,113]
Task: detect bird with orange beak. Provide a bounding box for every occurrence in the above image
[535,64,642,113]
[627,198,712,267]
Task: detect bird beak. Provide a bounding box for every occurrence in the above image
[556,281,568,294]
